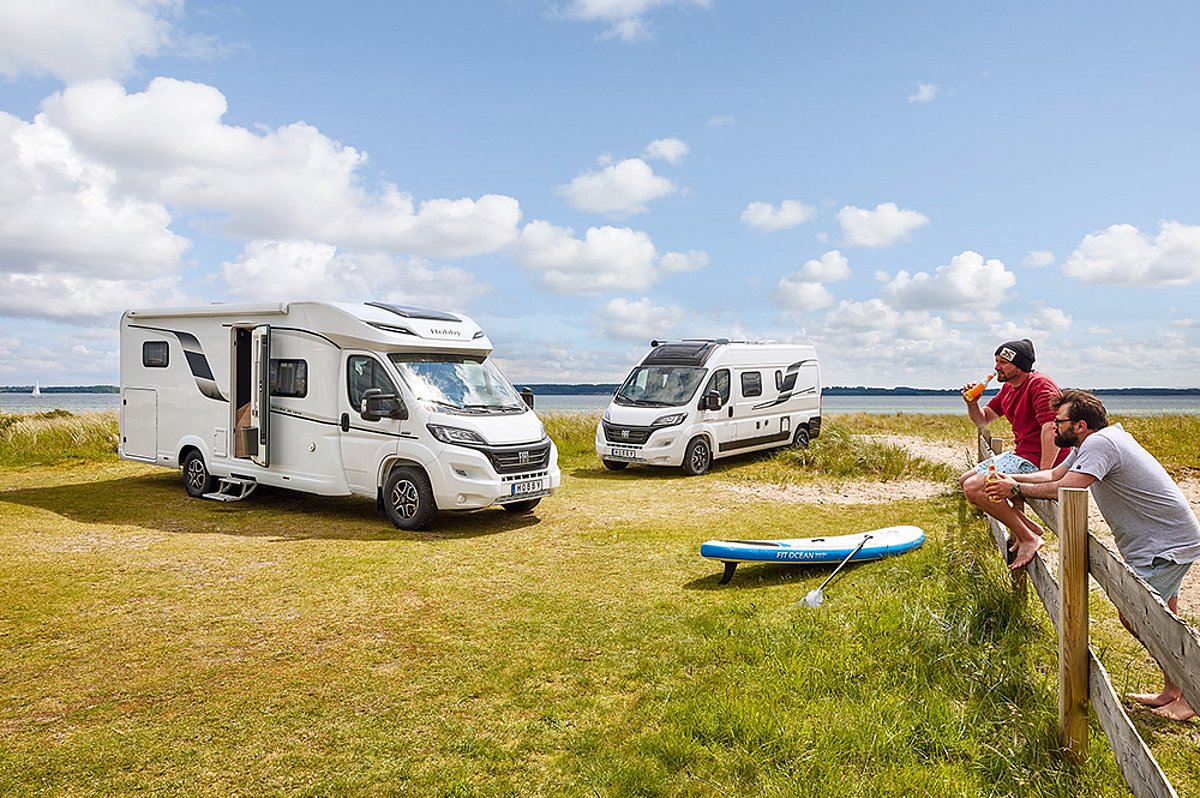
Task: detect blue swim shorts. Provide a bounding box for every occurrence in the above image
[973,451,1038,476]
[1130,557,1193,601]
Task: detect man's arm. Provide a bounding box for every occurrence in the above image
[965,398,999,429]
[989,466,1094,501]
[1038,419,1060,469]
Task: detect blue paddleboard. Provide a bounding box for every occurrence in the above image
[700,525,926,584]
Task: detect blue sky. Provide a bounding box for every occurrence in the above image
[2,0,1198,389]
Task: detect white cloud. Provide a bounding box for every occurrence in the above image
[771,277,834,314]
[1062,221,1200,286]
[799,250,850,283]
[598,297,683,341]
[0,0,180,82]
[1022,250,1055,268]
[561,0,713,42]
[512,220,704,294]
[740,200,816,233]
[218,240,489,309]
[707,115,734,128]
[838,203,929,248]
[988,305,1072,341]
[883,251,1015,312]
[908,83,940,103]
[41,79,522,258]
[559,157,674,216]
[643,137,688,164]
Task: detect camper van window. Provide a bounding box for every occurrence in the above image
[615,366,706,407]
[142,341,169,368]
[347,355,399,410]
[775,370,783,391]
[390,353,526,414]
[270,359,308,398]
[700,369,730,406]
[741,371,763,397]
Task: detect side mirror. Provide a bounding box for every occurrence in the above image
[702,390,722,411]
[520,387,534,408]
[361,387,408,421]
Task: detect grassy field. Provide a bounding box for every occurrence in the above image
[1,411,1197,796]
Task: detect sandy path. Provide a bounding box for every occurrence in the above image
[722,433,1200,619]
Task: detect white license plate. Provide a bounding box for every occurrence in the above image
[608,447,639,460]
[511,479,545,496]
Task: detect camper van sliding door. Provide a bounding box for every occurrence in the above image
[250,325,271,467]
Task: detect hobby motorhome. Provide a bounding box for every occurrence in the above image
[119,301,559,530]
[596,339,820,475]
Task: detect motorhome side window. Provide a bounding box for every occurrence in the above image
[347,356,398,409]
[270,359,307,398]
[142,341,169,368]
[741,371,763,397]
[701,369,730,406]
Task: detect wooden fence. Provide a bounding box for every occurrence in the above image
[976,432,1200,798]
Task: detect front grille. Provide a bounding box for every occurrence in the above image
[483,441,552,474]
[602,422,651,444]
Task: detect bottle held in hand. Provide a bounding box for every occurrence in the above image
[963,372,995,402]
[986,463,1002,502]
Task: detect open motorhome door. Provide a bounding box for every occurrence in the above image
[250,324,271,467]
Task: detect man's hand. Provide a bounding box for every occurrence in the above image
[985,472,1016,502]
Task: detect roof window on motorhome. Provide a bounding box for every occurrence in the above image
[390,353,526,414]
[615,366,706,407]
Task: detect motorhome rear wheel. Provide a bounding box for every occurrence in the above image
[182,451,216,498]
[792,427,810,448]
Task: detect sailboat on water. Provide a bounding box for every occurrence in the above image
[31,381,41,398]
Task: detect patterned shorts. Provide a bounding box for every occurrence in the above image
[973,452,1038,476]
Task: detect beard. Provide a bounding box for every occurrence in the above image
[1055,429,1080,448]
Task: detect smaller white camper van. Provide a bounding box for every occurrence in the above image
[595,340,820,475]
[119,301,559,530]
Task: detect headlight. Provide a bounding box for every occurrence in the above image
[602,408,611,423]
[427,424,488,447]
[651,412,686,428]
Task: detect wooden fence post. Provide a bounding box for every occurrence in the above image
[1059,487,1090,762]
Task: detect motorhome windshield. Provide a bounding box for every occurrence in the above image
[615,365,706,407]
[389,354,526,414]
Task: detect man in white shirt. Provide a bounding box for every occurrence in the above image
[986,389,1200,721]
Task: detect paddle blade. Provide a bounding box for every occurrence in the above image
[803,588,824,608]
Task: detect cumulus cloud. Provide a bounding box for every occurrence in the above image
[771,277,834,314]
[708,115,735,128]
[988,305,1073,341]
[643,137,688,164]
[218,240,489,308]
[512,220,706,294]
[882,251,1015,312]
[1022,250,1055,268]
[40,79,523,257]
[559,157,674,216]
[0,0,183,82]
[561,0,713,42]
[908,83,940,103]
[1061,221,1200,286]
[740,200,816,233]
[838,202,930,248]
[598,297,683,341]
[799,250,850,283]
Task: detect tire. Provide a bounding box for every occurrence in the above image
[502,498,541,513]
[383,466,437,531]
[602,459,629,471]
[681,437,712,476]
[182,450,216,498]
[792,426,810,449]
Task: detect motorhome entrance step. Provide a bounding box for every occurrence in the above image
[203,477,258,502]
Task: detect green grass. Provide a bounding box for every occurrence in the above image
[0,410,119,468]
[1,411,1197,795]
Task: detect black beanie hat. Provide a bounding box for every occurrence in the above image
[995,339,1035,372]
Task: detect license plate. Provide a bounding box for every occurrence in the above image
[511,479,545,496]
[608,447,639,460]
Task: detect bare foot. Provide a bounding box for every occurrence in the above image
[1009,536,1044,570]
[1129,691,1176,708]
[1151,697,1196,722]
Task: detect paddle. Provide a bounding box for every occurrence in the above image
[801,534,872,607]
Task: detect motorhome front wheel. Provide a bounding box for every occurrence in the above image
[682,438,712,476]
[384,466,436,531]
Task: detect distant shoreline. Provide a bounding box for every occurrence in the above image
[3,384,1200,397]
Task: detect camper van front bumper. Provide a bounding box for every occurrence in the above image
[596,423,688,467]
[429,439,561,510]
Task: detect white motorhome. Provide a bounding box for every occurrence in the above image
[595,339,820,475]
[119,301,559,530]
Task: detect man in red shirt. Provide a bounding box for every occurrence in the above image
[959,339,1066,569]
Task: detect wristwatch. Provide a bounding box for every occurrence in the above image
[1010,482,1023,498]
